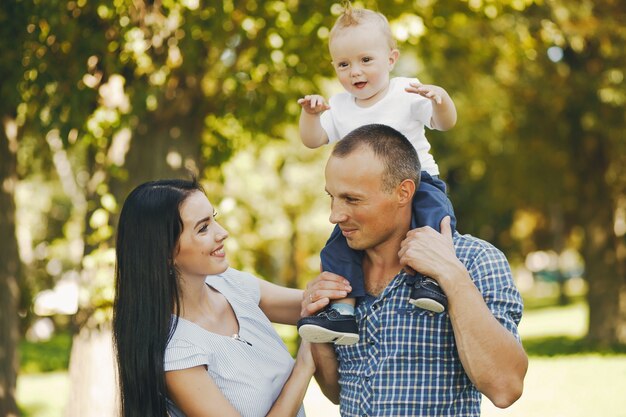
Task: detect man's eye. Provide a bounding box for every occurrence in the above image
[338,62,348,68]
[362,57,371,63]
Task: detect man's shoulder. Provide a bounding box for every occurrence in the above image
[452,232,506,262]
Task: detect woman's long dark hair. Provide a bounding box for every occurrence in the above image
[113,179,203,417]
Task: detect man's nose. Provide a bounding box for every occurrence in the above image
[329,203,348,224]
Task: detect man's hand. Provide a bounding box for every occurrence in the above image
[398,216,462,283]
[405,82,449,105]
[300,272,351,317]
[298,94,330,115]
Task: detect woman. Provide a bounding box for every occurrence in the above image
[113,179,314,417]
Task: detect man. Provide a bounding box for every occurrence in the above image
[301,124,527,416]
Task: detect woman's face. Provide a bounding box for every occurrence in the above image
[173,191,229,279]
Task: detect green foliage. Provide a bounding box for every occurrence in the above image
[19,333,72,374]
[3,0,625,339]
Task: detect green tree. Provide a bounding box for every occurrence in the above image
[3,0,626,413]
[379,0,626,345]
[0,0,28,413]
[499,0,626,345]
[428,0,626,345]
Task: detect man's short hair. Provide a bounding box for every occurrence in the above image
[331,124,421,192]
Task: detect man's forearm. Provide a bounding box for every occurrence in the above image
[444,267,527,408]
[311,343,341,404]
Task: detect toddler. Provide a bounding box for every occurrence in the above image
[297,5,457,345]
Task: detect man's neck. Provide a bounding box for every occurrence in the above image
[362,234,405,296]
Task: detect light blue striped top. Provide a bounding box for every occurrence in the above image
[164,268,305,417]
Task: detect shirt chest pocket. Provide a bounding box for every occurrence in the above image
[376,307,457,362]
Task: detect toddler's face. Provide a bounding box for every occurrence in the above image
[329,25,398,106]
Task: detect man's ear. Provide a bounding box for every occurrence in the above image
[397,179,416,207]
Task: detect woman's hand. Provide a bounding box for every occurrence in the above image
[300,272,352,317]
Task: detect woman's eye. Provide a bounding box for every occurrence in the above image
[199,224,208,233]
[362,57,371,63]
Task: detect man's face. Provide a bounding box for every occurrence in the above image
[325,146,401,251]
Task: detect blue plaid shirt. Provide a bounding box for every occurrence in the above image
[334,232,523,417]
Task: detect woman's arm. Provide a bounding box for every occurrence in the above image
[298,272,351,404]
[258,279,303,325]
[267,341,315,416]
[166,366,242,417]
[166,344,315,417]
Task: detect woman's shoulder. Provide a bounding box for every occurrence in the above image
[207,268,261,304]
[165,319,214,371]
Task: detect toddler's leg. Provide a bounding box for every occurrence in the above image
[408,172,456,312]
[297,225,363,345]
[410,171,456,233]
[298,295,359,345]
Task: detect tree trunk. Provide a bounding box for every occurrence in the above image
[579,130,625,345]
[66,107,204,416]
[617,234,626,343]
[584,217,622,346]
[111,95,205,203]
[65,327,117,417]
[0,119,21,417]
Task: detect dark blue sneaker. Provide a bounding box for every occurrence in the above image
[409,275,448,313]
[297,308,359,345]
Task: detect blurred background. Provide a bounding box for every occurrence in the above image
[1,0,625,416]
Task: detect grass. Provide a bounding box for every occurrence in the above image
[480,355,626,417]
[17,300,626,417]
[304,301,626,417]
[304,354,626,417]
[488,299,626,417]
[16,372,69,417]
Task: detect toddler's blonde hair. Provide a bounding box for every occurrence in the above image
[329,3,397,50]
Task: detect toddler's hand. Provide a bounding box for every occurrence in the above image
[298,94,330,115]
[405,82,447,105]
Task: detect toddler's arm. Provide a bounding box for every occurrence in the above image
[297,94,330,148]
[405,82,457,131]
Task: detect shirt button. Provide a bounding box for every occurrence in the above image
[369,340,375,346]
